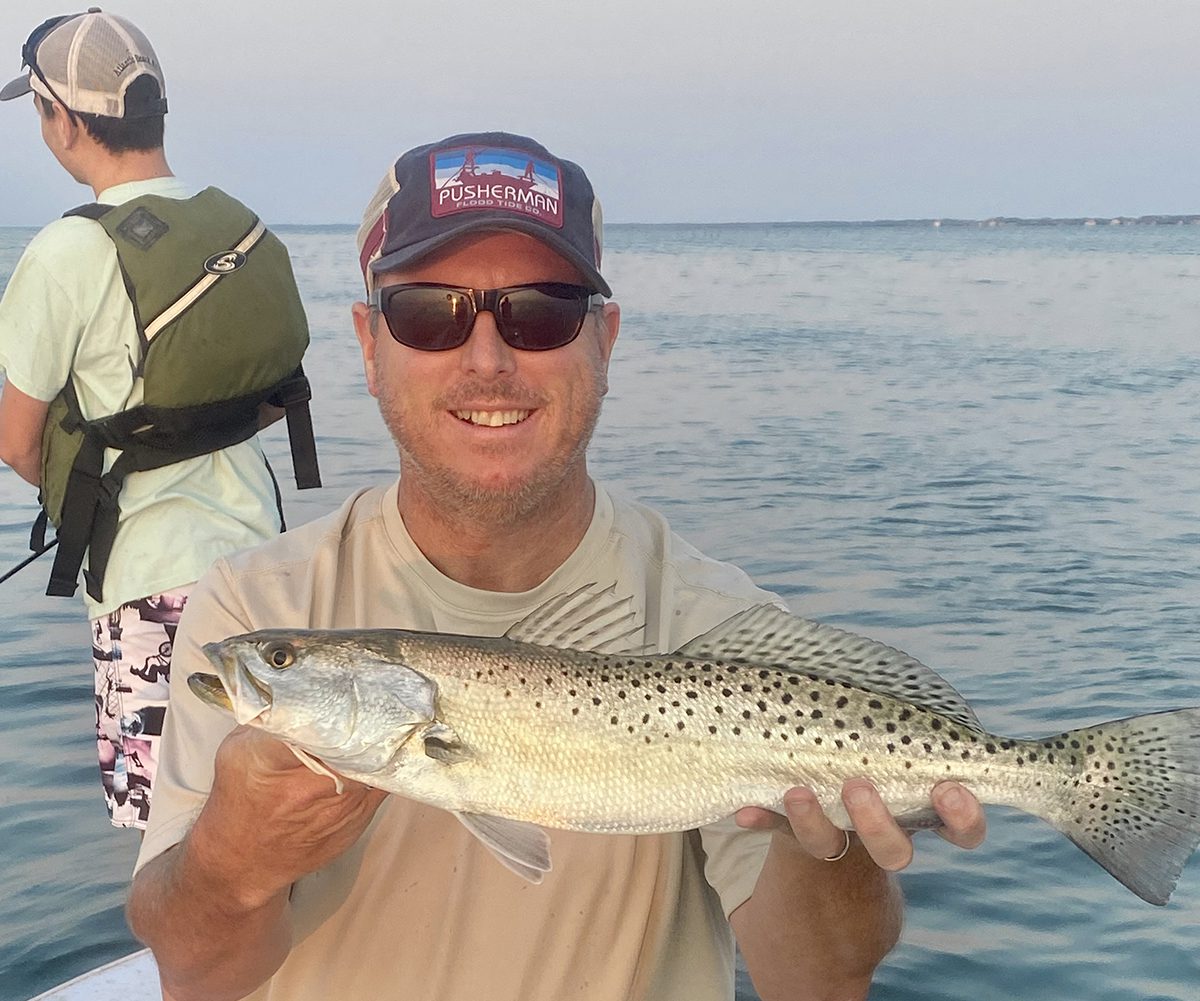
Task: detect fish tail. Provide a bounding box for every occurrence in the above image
[1040,707,1200,905]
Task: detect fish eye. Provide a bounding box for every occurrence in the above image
[263,642,295,670]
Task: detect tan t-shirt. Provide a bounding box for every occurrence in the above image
[137,482,777,1000]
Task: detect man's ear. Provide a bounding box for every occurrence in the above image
[351,301,381,398]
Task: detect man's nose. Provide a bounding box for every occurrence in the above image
[457,309,517,376]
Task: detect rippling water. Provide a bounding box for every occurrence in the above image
[2,221,1198,1000]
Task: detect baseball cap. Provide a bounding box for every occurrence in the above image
[0,8,167,119]
[356,132,611,297]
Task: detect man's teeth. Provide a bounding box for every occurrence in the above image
[454,409,531,427]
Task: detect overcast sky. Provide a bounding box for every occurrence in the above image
[0,1,1196,226]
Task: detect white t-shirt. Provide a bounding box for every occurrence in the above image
[0,176,282,616]
[137,482,778,1001]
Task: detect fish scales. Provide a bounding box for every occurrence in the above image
[395,634,1115,835]
[193,592,1200,902]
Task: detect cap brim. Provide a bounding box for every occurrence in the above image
[0,72,32,102]
[370,218,612,298]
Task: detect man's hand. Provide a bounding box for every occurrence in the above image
[188,725,389,908]
[734,778,987,869]
[128,727,387,1001]
[730,781,984,1001]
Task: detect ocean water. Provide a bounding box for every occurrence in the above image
[1,220,1198,1000]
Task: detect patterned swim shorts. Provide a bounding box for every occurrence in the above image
[91,587,191,829]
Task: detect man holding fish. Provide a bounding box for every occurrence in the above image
[128,132,986,1001]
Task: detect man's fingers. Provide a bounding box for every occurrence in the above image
[780,787,854,861]
[931,780,987,849]
[841,780,914,871]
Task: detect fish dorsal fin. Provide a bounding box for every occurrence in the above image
[505,583,646,655]
[675,605,981,728]
[455,811,552,884]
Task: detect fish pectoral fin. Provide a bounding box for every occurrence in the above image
[288,745,345,794]
[424,729,472,764]
[455,811,552,884]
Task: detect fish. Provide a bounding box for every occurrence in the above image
[190,586,1200,901]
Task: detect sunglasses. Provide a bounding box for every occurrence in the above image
[370,282,605,352]
[21,12,85,121]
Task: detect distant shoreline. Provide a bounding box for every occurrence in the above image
[3,215,1199,231]
[606,214,1200,229]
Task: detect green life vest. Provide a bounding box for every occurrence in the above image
[35,186,321,602]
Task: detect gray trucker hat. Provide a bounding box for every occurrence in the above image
[1,8,167,118]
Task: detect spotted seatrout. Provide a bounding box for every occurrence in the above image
[192,588,1200,902]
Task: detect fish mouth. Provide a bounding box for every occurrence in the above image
[188,672,234,710]
[194,640,275,719]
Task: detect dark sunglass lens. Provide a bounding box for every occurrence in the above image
[384,287,473,350]
[497,286,589,350]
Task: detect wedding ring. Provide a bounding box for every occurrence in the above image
[823,830,852,862]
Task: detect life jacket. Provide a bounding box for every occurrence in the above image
[33,186,321,603]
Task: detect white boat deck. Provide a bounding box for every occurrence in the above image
[29,950,160,1001]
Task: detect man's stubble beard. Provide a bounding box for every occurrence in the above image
[376,370,608,526]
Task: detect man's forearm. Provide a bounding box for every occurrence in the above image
[731,831,903,1001]
[127,832,293,1001]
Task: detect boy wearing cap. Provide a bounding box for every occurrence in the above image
[128,132,985,1001]
[0,9,310,830]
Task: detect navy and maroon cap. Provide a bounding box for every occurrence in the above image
[356,132,611,297]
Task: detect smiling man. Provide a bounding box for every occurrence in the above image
[126,132,986,1001]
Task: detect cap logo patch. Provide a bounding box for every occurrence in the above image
[430,145,563,228]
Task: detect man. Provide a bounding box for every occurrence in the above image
[127,131,985,1000]
[0,9,315,830]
